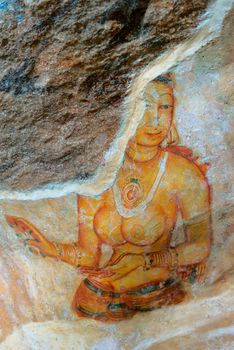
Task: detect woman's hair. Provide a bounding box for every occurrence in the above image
[153,73,179,147]
[153,74,174,86]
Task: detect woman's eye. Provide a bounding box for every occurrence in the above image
[159,104,172,109]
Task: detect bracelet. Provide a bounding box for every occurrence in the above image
[53,242,64,260]
[71,243,82,268]
[170,247,179,270]
[144,248,179,270]
[53,241,83,267]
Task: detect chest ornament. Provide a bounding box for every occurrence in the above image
[121,178,143,207]
[113,152,168,218]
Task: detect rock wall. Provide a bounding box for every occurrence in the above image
[0,0,210,189]
[0,0,233,349]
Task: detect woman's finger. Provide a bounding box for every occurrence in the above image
[24,239,47,257]
[96,269,114,277]
[80,267,101,276]
[6,215,44,243]
[196,263,206,283]
[26,239,41,247]
[80,267,114,278]
[28,246,40,256]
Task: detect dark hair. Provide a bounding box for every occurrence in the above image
[154,74,173,85]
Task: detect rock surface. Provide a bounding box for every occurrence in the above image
[0,0,210,190]
[0,1,233,350]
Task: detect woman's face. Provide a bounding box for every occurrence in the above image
[134,82,174,147]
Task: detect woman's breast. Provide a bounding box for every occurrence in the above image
[94,204,168,247]
[121,205,166,246]
[94,205,123,246]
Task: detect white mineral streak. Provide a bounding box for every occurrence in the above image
[0,0,232,201]
[0,277,233,350]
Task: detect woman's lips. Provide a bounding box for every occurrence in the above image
[146,131,161,136]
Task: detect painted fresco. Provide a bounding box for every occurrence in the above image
[5,74,212,322]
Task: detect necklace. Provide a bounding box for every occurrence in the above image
[113,152,168,218]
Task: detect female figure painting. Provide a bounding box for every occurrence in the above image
[6,74,212,322]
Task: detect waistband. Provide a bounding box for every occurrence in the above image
[83,278,177,298]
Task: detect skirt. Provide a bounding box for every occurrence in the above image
[72,278,186,322]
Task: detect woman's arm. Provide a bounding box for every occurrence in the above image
[144,213,211,268]
[176,165,211,266]
[146,164,211,273]
[5,195,103,270]
[53,195,102,268]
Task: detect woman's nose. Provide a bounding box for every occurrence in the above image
[151,118,158,127]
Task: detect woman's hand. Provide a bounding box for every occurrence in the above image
[177,263,206,283]
[5,215,57,258]
[87,254,145,281]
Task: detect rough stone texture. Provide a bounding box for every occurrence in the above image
[0,0,210,190]
[0,2,233,350]
[0,7,233,339]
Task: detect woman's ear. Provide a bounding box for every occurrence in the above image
[168,123,179,145]
[161,122,179,147]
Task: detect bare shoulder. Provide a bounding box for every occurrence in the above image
[78,191,107,213]
[165,151,209,191]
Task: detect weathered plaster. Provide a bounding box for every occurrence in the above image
[0,1,233,349]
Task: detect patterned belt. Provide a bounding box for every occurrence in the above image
[83,278,176,298]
